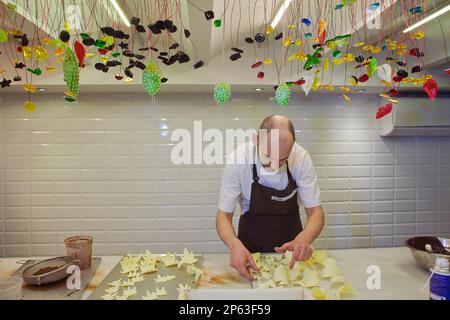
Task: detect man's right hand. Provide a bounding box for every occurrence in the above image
[229,239,260,280]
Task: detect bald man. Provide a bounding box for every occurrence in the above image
[216,115,325,279]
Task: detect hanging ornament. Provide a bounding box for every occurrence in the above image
[275,84,291,108]
[34,46,48,60]
[301,75,313,96]
[24,100,36,112]
[213,82,232,105]
[0,29,8,43]
[376,102,393,119]
[74,40,86,68]
[377,64,392,82]
[301,18,311,27]
[255,33,266,43]
[59,30,70,43]
[423,78,438,101]
[318,18,327,46]
[63,47,80,101]
[142,60,161,97]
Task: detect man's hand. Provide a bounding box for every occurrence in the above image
[229,239,260,280]
[274,233,313,269]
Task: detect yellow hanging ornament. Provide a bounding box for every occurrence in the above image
[34,46,48,60]
[324,58,329,72]
[24,84,37,93]
[24,100,36,112]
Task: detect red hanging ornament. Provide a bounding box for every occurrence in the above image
[115,75,124,81]
[359,74,369,82]
[294,79,306,86]
[376,102,393,120]
[251,61,263,69]
[423,78,438,101]
[388,88,399,97]
[257,71,265,79]
[318,31,326,47]
[98,48,109,55]
[74,40,86,68]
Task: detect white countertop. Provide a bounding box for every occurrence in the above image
[0,247,431,300]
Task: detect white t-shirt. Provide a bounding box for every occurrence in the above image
[218,142,321,214]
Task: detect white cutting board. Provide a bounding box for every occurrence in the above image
[187,288,304,300]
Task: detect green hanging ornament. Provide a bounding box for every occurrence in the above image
[367,58,378,77]
[63,47,80,101]
[0,29,8,43]
[213,82,231,105]
[142,60,161,97]
[275,83,291,108]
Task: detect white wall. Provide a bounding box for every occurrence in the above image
[1,92,449,257]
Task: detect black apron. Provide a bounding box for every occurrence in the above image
[237,158,303,253]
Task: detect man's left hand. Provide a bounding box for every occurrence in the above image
[274,233,313,269]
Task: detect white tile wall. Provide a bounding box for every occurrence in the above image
[1,92,450,257]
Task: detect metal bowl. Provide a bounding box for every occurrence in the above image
[21,256,78,286]
[405,237,450,271]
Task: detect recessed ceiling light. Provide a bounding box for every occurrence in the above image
[254,88,263,92]
[37,88,46,92]
[403,4,450,33]
[109,0,131,27]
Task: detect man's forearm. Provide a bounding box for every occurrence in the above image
[298,206,325,243]
[216,210,240,249]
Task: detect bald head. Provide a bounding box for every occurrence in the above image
[260,115,296,143]
[256,115,296,171]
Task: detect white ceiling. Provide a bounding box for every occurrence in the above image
[0,0,449,92]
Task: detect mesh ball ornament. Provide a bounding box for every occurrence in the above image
[275,83,291,108]
[142,60,161,97]
[213,82,232,105]
[63,47,80,100]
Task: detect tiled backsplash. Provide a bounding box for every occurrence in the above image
[1,92,449,257]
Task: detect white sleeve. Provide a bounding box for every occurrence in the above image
[218,163,242,213]
[296,152,321,208]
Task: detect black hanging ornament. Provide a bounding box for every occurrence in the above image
[59,30,70,43]
[254,33,265,43]
[204,10,215,20]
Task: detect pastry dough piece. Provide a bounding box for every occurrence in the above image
[177,284,191,300]
[321,258,339,279]
[132,274,144,283]
[101,293,116,300]
[154,274,176,283]
[177,248,198,268]
[142,290,159,300]
[300,268,320,288]
[105,286,120,294]
[122,286,137,297]
[160,253,178,267]
[186,265,204,282]
[155,287,167,297]
[122,278,135,287]
[108,279,122,287]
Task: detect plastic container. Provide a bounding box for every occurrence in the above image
[65,235,93,269]
[0,276,23,300]
[430,257,450,300]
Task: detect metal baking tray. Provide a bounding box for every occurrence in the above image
[88,254,203,300]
